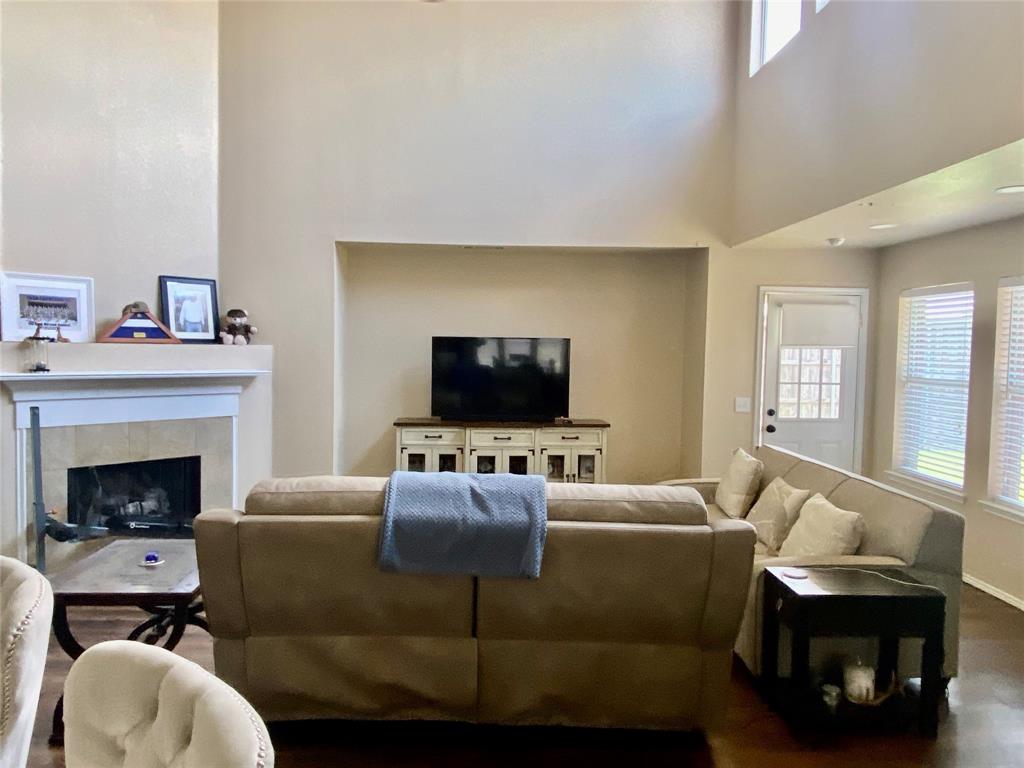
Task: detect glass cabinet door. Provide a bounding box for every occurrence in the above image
[469,451,499,474]
[572,449,602,483]
[401,449,429,472]
[502,450,534,476]
[541,449,570,482]
[435,448,463,473]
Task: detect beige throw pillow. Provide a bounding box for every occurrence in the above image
[714,448,763,519]
[778,493,865,558]
[746,477,811,552]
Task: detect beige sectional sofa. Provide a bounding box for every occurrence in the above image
[195,478,756,731]
[663,445,964,679]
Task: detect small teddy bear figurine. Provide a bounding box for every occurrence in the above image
[219,308,259,346]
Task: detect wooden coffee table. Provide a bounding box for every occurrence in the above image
[47,539,208,745]
[761,565,946,736]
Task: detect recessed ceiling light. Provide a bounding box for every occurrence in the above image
[868,223,898,230]
[995,184,1024,195]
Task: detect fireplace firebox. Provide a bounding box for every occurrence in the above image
[67,456,201,537]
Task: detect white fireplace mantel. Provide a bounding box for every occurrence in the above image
[0,369,269,383]
[3,370,269,429]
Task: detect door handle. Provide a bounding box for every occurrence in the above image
[765,424,777,434]
[766,408,776,417]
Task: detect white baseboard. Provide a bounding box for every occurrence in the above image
[963,573,1024,612]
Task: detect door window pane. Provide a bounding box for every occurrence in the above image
[407,453,426,472]
[779,403,799,419]
[780,364,800,383]
[476,454,497,474]
[800,364,820,383]
[778,347,843,420]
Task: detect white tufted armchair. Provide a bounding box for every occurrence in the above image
[64,640,273,768]
[1,556,55,768]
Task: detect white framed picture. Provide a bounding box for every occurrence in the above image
[0,272,95,342]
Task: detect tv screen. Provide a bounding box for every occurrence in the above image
[431,337,570,422]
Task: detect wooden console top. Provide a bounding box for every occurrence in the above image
[394,417,610,429]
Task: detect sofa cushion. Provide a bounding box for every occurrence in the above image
[247,476,708,526]
[828,478,934,565]
[714,448,763,518]
[477,521,714,644]
[246,475,386,516]
[548,483,707,525]
[746,477,811,552]
[752,446,802,492]
[238,516,475,637]
[779,494,864,558]
[782,460,848,498]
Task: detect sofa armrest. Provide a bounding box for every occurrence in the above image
[913,506,965,576]
[700,518,756,648]
[658,478,720,504]
[194,509,249,639]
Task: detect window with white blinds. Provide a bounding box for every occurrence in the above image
[893,284,975,489]
[989,277,1024,507]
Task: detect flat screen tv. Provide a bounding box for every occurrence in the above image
[431,336,570,422]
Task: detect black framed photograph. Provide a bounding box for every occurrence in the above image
[159,276,220,344]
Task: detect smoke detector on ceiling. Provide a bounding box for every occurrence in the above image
[827,237,846,247]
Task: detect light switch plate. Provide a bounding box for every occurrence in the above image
[735,396,752,413]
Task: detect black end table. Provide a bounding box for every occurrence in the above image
[761,565,946,736]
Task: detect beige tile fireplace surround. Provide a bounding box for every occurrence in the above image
[29,418,234,517]
[0,343,273,566]
[25,418,234,570]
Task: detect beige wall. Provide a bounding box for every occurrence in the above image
[733,0,1024,243]
[700,246,879,475]
[0,1,219,328]
[341,245,696,484]
[218,0,738,476]
[680,251,709,476]
[870,217,1024,604]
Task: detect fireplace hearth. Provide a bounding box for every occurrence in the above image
[67,456,201,537]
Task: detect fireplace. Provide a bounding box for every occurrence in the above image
[67,456,201,537]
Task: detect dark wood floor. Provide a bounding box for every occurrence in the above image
[28,585,1024,768]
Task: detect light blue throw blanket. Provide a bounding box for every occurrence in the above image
[379,471,547,578]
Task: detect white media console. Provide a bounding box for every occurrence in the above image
[394,417,610,484]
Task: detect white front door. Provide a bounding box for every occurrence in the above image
[759,290,867,471]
